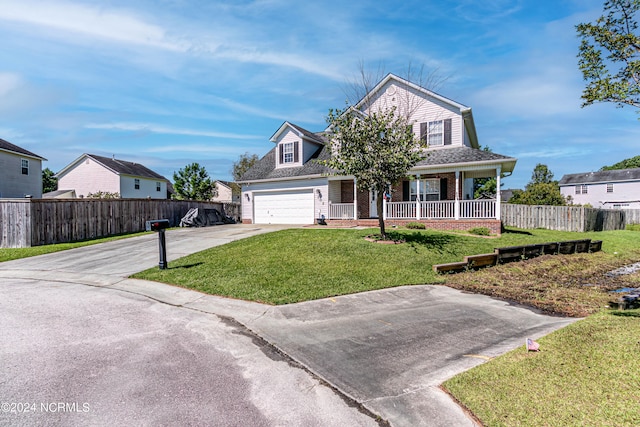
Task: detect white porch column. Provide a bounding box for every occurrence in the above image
[383,191,387,220]
[496,166,502,220]
[415,175,421,220]
[454,170,460,220]
[353,178,358,220]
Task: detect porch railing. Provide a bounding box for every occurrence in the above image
[459,199,496,219]
[328,202,355,219]
[328,199,497,220]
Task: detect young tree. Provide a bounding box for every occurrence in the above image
[172,163,215,201]
[323,106,425,238]
[232,152,259,181]
[509,163,566,206]
[473,146,505,199]
[42,167,57,193]
[577,1,640,111]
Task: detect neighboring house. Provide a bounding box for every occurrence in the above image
[211,180,240,203]
[0,138,47,198]
[57,153,169,199]
[43,189,77,199]
[239,74,517,232]
[559,168,640,209]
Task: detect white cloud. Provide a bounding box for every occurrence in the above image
[0,72,22,96]
[0,0,186,51]
[85,122,261,140]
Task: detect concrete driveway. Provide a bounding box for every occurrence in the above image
[0,224,577,426]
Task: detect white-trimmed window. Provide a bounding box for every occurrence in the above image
[575,185,581,195]
[21,159,29,175]
[410,179,440,201]
[606,183,614,193]
[282,142,294,163]
[581,185,588,194]
[134,179,140,190]
[428,120,443,146]
[156,182,161,192]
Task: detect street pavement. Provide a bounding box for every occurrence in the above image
[0,224,577,426]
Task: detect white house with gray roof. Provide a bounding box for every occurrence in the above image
[57,153,169,199]
[0,138,47,198]
[559,168,640,209]
[238,74,517,233]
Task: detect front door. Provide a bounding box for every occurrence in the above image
[370,190,378,218]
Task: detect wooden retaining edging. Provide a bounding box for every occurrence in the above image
[433,239,603,274]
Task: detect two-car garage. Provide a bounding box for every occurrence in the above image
[253,189,315,224]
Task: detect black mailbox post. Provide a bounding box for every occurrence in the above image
[146,219,170,269]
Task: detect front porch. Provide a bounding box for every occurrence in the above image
[328,199,497,221]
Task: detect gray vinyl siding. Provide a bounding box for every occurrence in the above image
[0,151,43,198]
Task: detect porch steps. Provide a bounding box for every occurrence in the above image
[433,239,602,274]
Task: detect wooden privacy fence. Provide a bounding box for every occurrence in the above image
[501,203,640,232]
[0,199,241,248]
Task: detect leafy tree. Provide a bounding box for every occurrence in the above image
[42,167,57,193]
[577,1,640,111]
[600,154,640,170]
[172,163,215,201]
[322,106,425,238]
[473,146,505,199]
[232,152,259,181]
[509,163,566,206]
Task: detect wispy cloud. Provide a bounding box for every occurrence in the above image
[85,122,261,140]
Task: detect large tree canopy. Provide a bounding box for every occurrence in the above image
[322,106,425,237]
[509,163,566,206]
[577,0,640,111]
[232,152,259,181]
[600,154,640,170]
[172,162,215,201]
[42,167,57,193]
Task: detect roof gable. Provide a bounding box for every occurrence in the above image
[0,138,47,160]
[57,153,168,181]
[270,122,325,145]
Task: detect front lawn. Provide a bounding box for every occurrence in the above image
[443,309,640,426]
[131,227,640,309]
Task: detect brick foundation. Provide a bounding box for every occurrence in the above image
[242,219,253,224]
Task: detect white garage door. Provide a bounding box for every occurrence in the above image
[254,190,314,224]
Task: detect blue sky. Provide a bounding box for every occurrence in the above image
[1,0,638,190]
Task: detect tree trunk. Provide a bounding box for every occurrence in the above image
[377,189,386,238]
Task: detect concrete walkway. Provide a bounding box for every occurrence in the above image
[0,224,577,426]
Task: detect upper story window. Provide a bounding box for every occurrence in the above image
[156,182,161,192]
[278,141,299,166]
[606,183,614,193]
[575,185,580,195]
[581,185,588,194]
[134,179,140,190]
[21,159,29,175]
[420,118,452,147]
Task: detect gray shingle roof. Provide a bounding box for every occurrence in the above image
[88,154,168,181]
[240,135,517,182]
[559,168,640,185]
[0,138,46,160]
[415,146,516,169]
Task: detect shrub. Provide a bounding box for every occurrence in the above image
[405,222,426,229]
[469,227,491,236]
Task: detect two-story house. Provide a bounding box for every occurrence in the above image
[57,153,170,199]
[239,74,517,233]
[0,138,47,198]
[559,168,640,209]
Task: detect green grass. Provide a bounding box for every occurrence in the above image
[443,309,640,426]
[132,227,640,305]
[0,232,150,262]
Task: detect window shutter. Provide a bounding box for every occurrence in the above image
[403,181,410,201]
[279,144,284,164]
[444,119,452,145]
[440,178,448,200]
[420,122,428,144]
[294,141,299,163]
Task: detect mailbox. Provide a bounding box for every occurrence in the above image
[146,219,170,232]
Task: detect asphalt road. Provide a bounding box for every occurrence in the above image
[0,224,578,426]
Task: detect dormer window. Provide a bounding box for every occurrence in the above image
[279,141,299,166]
